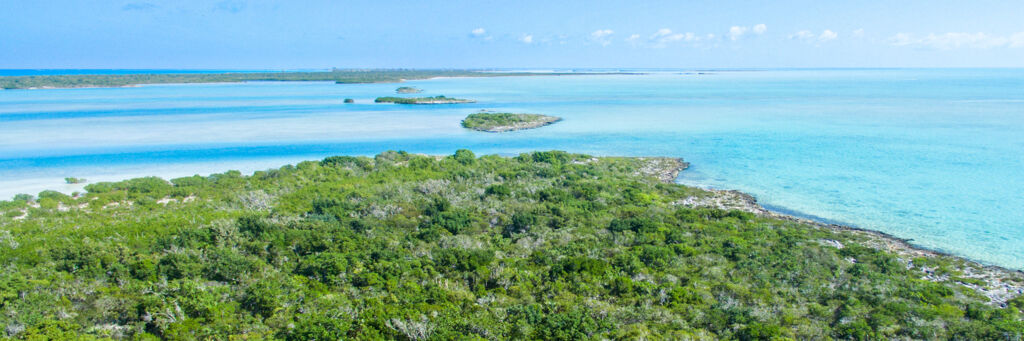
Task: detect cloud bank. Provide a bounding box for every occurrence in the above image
[626,28,717,48]
[890,32,1024,49]
[791,29,838,43]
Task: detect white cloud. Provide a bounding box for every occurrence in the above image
[819,30,838,42]
[790,29,838,43]
[729,26,749,41]
[652,28,675,38]
[790,30,815,40]
[852,28,865,38]
[556,34,569,45]
[890,31,1024,49]
[1012,32,1024,48]
[520,34,533,44]
[890,33,913,45]
[753,24,767,35]
[626,29,719,48]
[650,28,688,47]
[469,28,493,41]
[728,24,766,41]
[591,29,615,46]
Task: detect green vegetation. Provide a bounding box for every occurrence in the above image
[0,70,569,90]
[396,86,423,94]
[0,150,1021,340]
[63,177,86,184]
[343,98,355,104]
[375,95,475,104]
[462,112,562,132]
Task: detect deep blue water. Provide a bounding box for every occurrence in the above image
[1,70,1022,268]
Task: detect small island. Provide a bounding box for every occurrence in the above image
[395,86,423,94]
[461,112,562,132]
[343,98,354,103]
[374,95,475,104]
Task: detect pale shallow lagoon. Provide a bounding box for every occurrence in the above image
[1,69,1022,268]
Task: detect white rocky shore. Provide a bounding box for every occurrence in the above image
[461,112,562,133]
[637,157,1024,306]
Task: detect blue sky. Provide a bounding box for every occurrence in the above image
[2,0,1023,69]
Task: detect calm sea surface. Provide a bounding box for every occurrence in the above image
[1,69,1022,268]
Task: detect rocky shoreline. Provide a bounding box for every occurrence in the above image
[638,157,1024,306]
[472,117,562,133]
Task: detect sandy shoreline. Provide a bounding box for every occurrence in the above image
[647,158,1023,306]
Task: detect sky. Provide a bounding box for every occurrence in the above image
[2,0,1024,69]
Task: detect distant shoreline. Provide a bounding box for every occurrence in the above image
[0,69,642,90]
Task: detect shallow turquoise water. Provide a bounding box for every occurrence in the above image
[1,69,1022,268]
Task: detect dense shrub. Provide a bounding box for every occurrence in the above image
[0,150,1018,339]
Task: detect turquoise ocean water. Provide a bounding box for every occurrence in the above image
[1,69,1022,268]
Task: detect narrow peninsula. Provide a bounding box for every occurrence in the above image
[374,95,475,104]
[461,112,562,132]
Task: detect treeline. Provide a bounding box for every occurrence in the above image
[0,150,1021,340]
